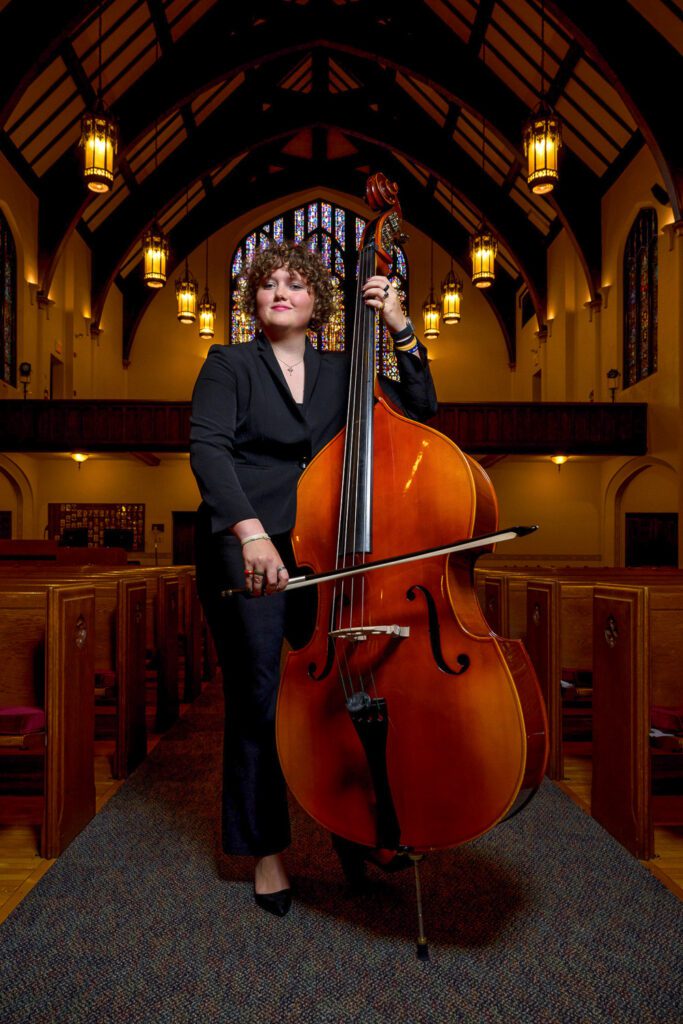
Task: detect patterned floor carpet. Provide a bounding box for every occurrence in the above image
[1,681,682,1024]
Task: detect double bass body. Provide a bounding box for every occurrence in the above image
[277,396,535,853]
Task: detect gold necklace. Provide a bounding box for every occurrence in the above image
[276,354,304,375]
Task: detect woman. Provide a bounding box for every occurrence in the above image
[190,240,437,916]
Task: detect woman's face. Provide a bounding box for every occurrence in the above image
[255,266,315,337]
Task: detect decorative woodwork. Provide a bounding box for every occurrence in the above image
[0,400,647,456]
[48,502,145,551]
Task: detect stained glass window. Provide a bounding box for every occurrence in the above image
[0,211,17,388]
[229,201,408,378]
[623,208,658,388]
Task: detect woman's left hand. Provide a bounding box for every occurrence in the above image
[362,276,406,336]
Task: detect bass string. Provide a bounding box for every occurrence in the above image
[336,242,370,616]
[349,243,373,632]
[332,243,375,693]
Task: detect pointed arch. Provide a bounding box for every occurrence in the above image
[228,198,409,381]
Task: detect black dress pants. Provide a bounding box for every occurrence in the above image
[197,525,313,857]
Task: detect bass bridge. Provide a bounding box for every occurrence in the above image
[328,624,410,641]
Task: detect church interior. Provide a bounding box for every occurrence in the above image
[1,1,682,1019]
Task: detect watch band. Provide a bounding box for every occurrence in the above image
[390,318,415,344]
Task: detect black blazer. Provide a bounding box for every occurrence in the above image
[190,333,438,539]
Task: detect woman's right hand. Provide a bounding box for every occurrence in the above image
[233,519,289,595]
[241,541,289,596]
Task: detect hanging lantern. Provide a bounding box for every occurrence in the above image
[422,289,440,340]
[143,224,169,288]
[176,260,199,324]
[198,287,216,338]
[80,103,118,193]
[523,102,563,194]
[441,268,463,325]
[470,225,497,288]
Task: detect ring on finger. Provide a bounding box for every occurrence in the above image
[276,565,287,575]
[383,283,390,296]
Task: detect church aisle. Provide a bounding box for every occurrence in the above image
[1,681,682,1024]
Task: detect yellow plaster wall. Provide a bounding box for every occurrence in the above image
[13,454,199,557]
[481,456,604,565]
[600,146,680,463]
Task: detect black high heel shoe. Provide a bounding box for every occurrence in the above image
[253,886,292,917]
[331,835,413,886]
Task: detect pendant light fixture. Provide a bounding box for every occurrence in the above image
[198,238,216,339]
[175,188,198,323]
[470,225,497,288]
[80,2,118,192]
[143,224,169,288]
[422,238,440,340]
[143,40,169,288]
[441,269,463,324]
[523,0,563,194]
[470,39,497,288]
[441,189,463,324]
[176,258,199,323]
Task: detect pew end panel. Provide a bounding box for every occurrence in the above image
[116,580,148,777]
[592,586,651,860]
[45,586,96,858]
[0,586,96,858]
[525,580,562,780]
[646,589,683,827]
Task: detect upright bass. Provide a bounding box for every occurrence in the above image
[276,174,548,938]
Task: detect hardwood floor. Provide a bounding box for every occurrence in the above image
[1,743,681,927]
[557,754,683,900]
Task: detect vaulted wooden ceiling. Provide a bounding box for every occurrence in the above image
[0,0,680,363]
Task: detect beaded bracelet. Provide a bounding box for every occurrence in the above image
[393,334,418,352]
[240,532,270,547]
[390,322,415,344]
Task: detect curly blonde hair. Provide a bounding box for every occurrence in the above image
[239,241,337,330]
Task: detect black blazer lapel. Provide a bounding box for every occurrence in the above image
[302,338,322,407]
[256,334,305,419]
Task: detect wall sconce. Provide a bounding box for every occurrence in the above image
[606,368,621,402]
[71,452,90,470]
[19,361,31,399]
[550,455,568,472]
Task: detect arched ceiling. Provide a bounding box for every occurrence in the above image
[0,0,680,363]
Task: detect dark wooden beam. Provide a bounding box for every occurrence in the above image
[34,0,602,305]
[130,451,161,466]
[0,399,647,456]
[113,139,520,365]
[119,154,372,361]
[0,0,102,125]
[89,87,547,339]
[546,0,683,221]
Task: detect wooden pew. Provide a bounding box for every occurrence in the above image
[0,568,148,778]
[592,584,683,859]
[477,569,528,640]
[514,568,683,781]
[1,563,182,735]
[0,585,95,857]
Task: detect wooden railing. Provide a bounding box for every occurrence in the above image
[0,399,647,455]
